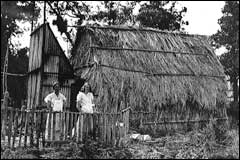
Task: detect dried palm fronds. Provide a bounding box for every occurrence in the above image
[72,25,227,113]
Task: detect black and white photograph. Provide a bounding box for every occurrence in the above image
[1,1,239,159]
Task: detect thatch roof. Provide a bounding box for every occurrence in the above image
[71,25,228,112]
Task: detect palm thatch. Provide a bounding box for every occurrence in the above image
[71,25,227,113]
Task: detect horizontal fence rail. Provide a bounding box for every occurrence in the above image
[129,108,228,135]
[1,107,130,149]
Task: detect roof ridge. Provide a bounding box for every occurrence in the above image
[76,24,209,38]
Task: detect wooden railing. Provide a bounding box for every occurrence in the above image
[130,109,228,134]
[1,107,130,149]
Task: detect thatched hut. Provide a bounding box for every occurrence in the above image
[71,25,228,130]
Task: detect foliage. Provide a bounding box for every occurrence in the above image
[7,47,29,108]
[1,1,40,100]
[1,1,40,70]
[211,1,239,103]
[136,1,188,31]
[91,1,137,25]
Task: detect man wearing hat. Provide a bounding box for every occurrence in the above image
[44,81,66,140]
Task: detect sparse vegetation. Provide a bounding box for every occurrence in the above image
[1,119,238,159]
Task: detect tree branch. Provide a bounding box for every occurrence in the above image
[46,1,73,46]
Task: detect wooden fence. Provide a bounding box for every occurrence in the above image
[130,108,228,136]
[1,107,130,149]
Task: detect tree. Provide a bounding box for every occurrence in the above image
[46,1,137,57]
[1,1,40,70]
[47,1,91,45]
[91,1,137,25]
[1,1,40,99]
[7,47,29,108]
[136,1,188,31]
[212,1,239,104]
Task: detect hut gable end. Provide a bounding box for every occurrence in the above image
[27,23,74,109]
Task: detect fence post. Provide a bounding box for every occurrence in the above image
[18,109,25,147]
[24,109,30,147]
[76,112,80,142]
[30,109,34,146]
[51,112,56,141]
[12,109,19,149]
[1,108,7,141]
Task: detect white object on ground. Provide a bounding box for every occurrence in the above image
[135,134,151,141]
[142,135,151,141]
[130,133,141,139]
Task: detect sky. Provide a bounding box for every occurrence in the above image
[13,1,226,56]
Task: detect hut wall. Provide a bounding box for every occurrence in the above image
[41,24,74,108]
[27,23,74,109]
[27,26,43,109]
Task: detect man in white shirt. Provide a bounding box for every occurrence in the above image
[44,81,66,140]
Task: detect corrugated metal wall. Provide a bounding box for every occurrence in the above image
[27,23,74,109]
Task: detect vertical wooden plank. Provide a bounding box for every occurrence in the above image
[37,27,43,69]
[29,110,34,146]
[7,108,13,148]
[29,74,35,109]
[47,110,52,140]
[52,112,56,140]
[58,112,62,140]
[97,113,101,139]
[79,113,82,142]
[76,112,80,142]
[27,75,31,110]
[28,34,34,71]
[92,113,95,140]
[12,109,19,148]
[32,31,38,70]
[24,111,29,147]
[64,111,67,140]
[66,111,70,139]
[41,111,46,147]
[36,72,41,108]
[59,111,63,140]
[11,109,15,148]
[1,107,7,142]
[84,114,87,140]
[73,112,76,139]
[62,111,66,140]
[84,113,87,141]
[18,110,25,147]
[34,111,39,148]
[70,112,74,139]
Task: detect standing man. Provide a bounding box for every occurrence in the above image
[44,81,66,140]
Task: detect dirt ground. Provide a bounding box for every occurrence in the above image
[1,123,239,159]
